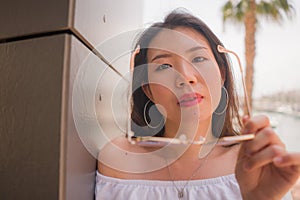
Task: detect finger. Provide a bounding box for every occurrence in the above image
[244,145,286,172]
[273,153,300,169]
[242,115,250,125]
[244,127,284,156]
[242,115,270,134]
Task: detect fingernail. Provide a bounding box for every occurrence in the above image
[273,156,283,164]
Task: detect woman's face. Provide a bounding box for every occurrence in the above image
[145,27,222,126]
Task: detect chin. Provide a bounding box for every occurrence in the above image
[181,106,211,119]
[180,113,211,125]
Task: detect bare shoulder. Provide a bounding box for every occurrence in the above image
[97,136,162,178]
[98,136,154,158]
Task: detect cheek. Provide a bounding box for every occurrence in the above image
[149,84,176,117]
[148,70,177,105]
[150,84,169,99]
[196,64,222,111]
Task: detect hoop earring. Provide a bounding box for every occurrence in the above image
[143,100,164,129]
[214,86,228,115]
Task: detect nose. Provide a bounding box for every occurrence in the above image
[175,61,198,88]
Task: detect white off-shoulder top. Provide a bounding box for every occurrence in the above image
[95,171,293,200]
[95,171,241,199]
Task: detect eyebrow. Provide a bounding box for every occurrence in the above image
[151,54,172,62]
[150,46,207,62]
[185,46,207,53]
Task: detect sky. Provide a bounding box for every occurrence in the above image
[142,0,300,98]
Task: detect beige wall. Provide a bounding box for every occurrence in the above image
[0,0,144,199]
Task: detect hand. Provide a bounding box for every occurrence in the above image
[235,115,300,200]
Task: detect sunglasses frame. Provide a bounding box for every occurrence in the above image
[126,45,254,147]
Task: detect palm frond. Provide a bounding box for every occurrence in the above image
[256,0,295,22]
[221,0,247,24]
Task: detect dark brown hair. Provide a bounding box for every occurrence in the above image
[131,9,242,137]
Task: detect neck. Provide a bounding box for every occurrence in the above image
[164,116,213,142]
[163,116,216,160]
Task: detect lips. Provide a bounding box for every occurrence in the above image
[178,93,204,107]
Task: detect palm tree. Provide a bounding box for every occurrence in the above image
[221,0,294,114]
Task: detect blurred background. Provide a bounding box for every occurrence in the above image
[141,0,300,150]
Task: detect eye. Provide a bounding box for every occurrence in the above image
[156,63,172,71]
[192,56,206,63]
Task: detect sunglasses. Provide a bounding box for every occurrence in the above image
[126,45,254,147]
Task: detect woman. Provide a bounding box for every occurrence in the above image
[96,10,300,199]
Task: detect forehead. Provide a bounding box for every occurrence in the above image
[147,27,212,56]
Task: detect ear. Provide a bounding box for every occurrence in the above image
[142,83,154,102]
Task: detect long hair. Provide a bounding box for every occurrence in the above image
[131,9,242,137]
